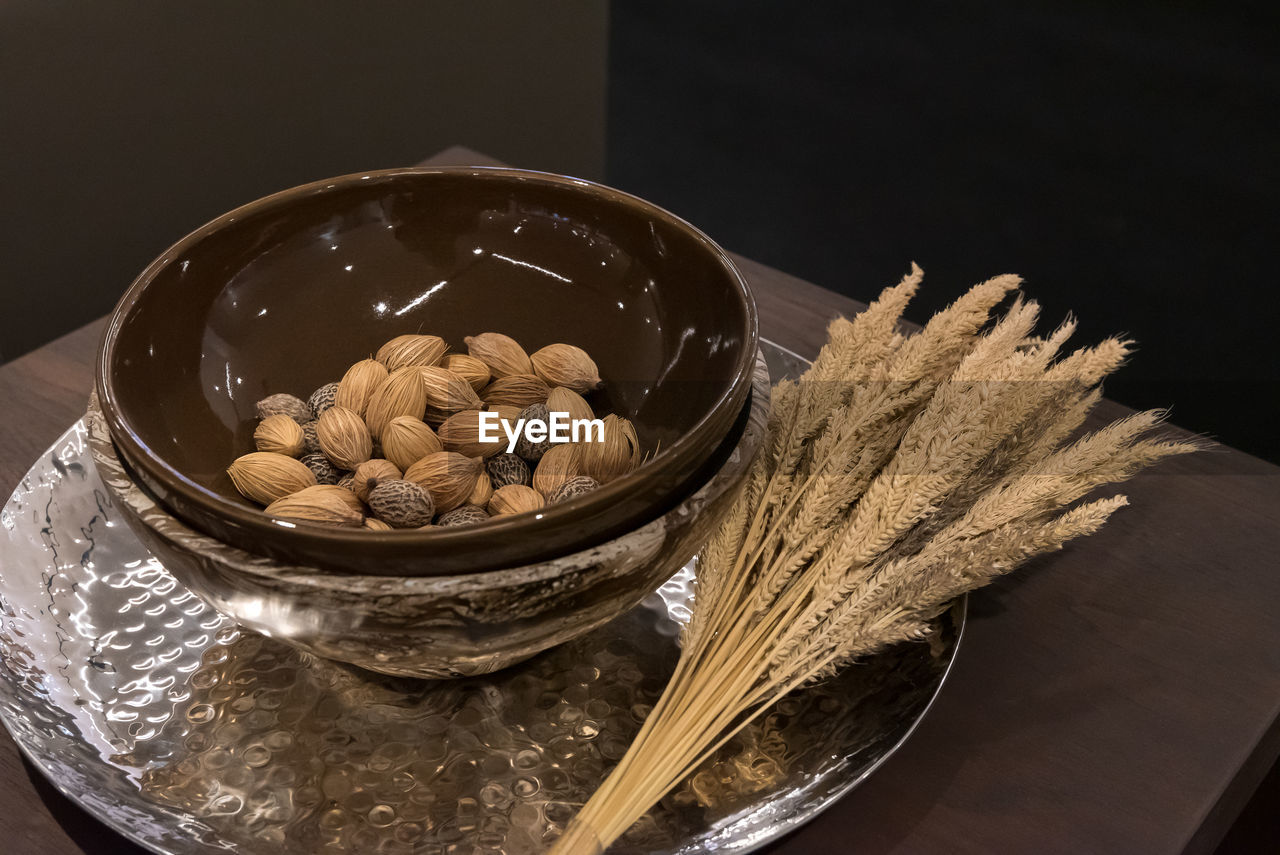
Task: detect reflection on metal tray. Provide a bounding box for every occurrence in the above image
[0,341,962,854]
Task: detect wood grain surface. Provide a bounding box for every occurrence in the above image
[0,147,1276,855]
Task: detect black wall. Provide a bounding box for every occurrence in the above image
[0,1,607,363]
[607,0,1279,462]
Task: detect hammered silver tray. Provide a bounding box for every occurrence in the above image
[0,349,963,855]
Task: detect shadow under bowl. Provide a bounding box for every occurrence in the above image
[96,166,757,575]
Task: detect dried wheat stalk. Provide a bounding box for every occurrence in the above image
[550,266,1197,854]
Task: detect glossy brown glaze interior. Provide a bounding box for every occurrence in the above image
[96,167,757,575]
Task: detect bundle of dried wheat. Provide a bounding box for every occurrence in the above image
[550,266,1197,854]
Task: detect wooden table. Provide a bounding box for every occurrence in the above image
[2,147,1278,854]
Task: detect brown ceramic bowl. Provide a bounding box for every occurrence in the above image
[87,349,769,678]
[96,166,757,575]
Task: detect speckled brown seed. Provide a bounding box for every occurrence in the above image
[301,452,346,486]
[549,475,600,505]
[436,504,491,528]
[301,420,322,454]
[486,453,531,489]
[256,393,311,424]
[367,479,435,528]
[514,403,551,461]
[308,382,340,417]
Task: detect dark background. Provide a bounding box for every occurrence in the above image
[606,0,1280,464]
[0,3,1277,851]
[0,1,608,364]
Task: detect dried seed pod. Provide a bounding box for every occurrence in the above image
[301,420,322,454]
[316,406,373,470]
[363,517,393,532]
[486,453,531,489]
[381,416,443,471]
[337,473,356,493]
[482,374,550,409]
[227,452,316,505]
[335,358,389,418]
[367,478,436,528]
[531,442,584,499]
[300,452,345,486]
[438,409,505,459]
[514,402,551,462]
[419,366,483,424]
[441,353,491,392]
[546,386,595,425]
[255,393,311,424]
[351,458,402,502]
[488,484,544,517]
[465,332,533,378]
[436,504,491,528]
[485,403,523,425]
[579,414,641,484]
[376,334,448,371]
[467,470,493,507]
[531,343,602,393]
[403,452,482,513]
[549,475,600,505]
[364,366,427,439]
[308,382,340,418]
[265,485,363,527]
[254,414,305,457]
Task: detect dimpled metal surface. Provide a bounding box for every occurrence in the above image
[0,346,963,854]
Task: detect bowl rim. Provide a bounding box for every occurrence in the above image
[95,164,759,560]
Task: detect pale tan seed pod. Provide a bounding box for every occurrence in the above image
[265,485,363,527]
[579,414,641,484]
[481,374,550,409]
[488,484,544,517]
[546,386,596,424]
[364,366,427,439]
[315,406,373,470]
[376,334,448,371]
[464,332,533,378]
[441,353,491,392]
[484,403,523,425]
[530,343,602,394]
[367,479,436,528]
[335,358,389,418]
[227,452,316,505]
[467,470,494,507]
[255,393,311,424]
[437,409,505,459]
[403,452,482,513]
[351,459,402,502]
[254,414,305,457]
[419,366,483,424]
[363,517,393,532]
[381,416,443,471]
[531,442,584,499]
